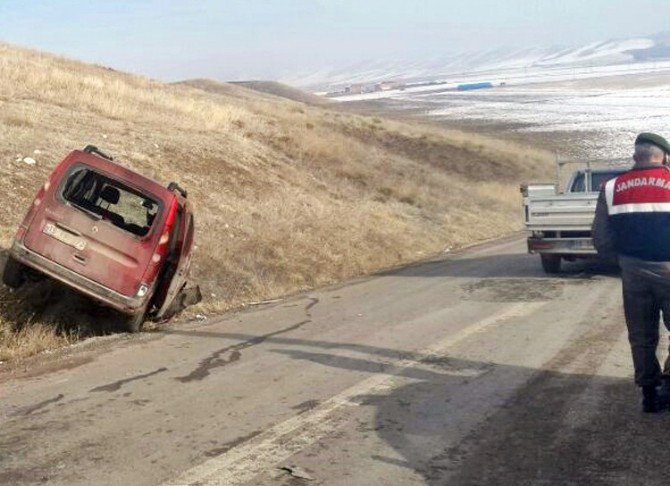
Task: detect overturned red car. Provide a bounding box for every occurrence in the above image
[3,146,200,331]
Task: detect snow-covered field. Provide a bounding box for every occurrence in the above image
[331,59,670,102]
[287,37,661,90]
[428,83,670,158]
[308,34,670,160]
[337,66,670,160]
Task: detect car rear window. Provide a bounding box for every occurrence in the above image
[61,166,159,237]
[590,171,625,191]
[570,170,625,193]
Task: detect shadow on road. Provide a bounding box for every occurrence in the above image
[153,249,623,482]
[278,342,670,486]
[162,321,670,485]
[380,252,620,280]
[271,347,668,485]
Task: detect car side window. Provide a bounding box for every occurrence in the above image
[591,172,621,192]
[570,173,585,193]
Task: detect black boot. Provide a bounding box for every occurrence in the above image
[643,385,660,413]
[659,376,670,408]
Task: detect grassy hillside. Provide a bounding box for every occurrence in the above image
[0,43,552,362]
[178,79,330,106]
[173,78,282,103]
[230,80,331,105]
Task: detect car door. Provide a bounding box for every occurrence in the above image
[154,207,196,319]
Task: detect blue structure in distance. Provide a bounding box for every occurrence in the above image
[456,82,494,91]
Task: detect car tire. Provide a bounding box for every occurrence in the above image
[123,310,146,333]
[540,254,561,274]
[2,256,26,288]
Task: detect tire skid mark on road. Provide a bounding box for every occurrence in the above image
[439,280,628,485]
[533,281,623,376]
[551,326,629,443]
[529,282,628,454]
[163,300,548,486]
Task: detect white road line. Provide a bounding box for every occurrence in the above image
[163,301,547,486]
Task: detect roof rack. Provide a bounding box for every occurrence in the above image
[556,157,630,168]
[167,182,187,198]
[83,145,114,161]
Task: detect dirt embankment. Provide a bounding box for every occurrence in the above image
[0,42,553,362]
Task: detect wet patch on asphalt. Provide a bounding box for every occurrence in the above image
[304,297,319,317]
[204,429,264,457]
[13,393,65,416]
[175,319,313,383]
[130,399,152,407]
[291,399,321,415]
[89,367,168,393]
[462,278,566,302]
[422,356,495,376]
[0,466,54,485]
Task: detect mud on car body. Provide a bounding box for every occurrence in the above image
[2,146,200,331]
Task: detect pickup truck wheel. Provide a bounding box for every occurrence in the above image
[123,310,146,333]
[2,256,26,288]
[541,254,562,274]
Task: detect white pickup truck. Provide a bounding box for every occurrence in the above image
[521,161,627,273]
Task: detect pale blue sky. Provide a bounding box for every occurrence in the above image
[1,1,669,81]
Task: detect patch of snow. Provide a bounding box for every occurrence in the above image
[286,34,666,93]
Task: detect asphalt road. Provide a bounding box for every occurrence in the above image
[2,236,670,485]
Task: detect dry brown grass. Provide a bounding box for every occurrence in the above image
[0,322,72,362]
[0,42,553,363]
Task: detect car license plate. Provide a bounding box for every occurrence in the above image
[576,240,594,250]
[43,223,87,251]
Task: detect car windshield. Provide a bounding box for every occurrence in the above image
[570,170,625,193]
[61,166,159,236]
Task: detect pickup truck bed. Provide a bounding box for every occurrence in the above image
[521,166,627,273]
[524,191,598,255]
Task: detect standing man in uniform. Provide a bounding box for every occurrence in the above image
[593,133,670,413]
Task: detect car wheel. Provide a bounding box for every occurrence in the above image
[2,256,26,288]
[540,254,561,274]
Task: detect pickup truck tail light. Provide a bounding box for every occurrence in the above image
[529,240,555,250]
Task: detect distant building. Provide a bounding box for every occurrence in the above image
[456,82,494,91]
[340,81,402,96]
[345,84,365,94]
[376,81,399,91]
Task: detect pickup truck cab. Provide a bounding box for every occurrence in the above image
[521,161,627,274]
[2,146,199,331]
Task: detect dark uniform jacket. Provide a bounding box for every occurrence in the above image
[593,164,670,280]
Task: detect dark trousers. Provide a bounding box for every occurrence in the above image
[622,267,670,387]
